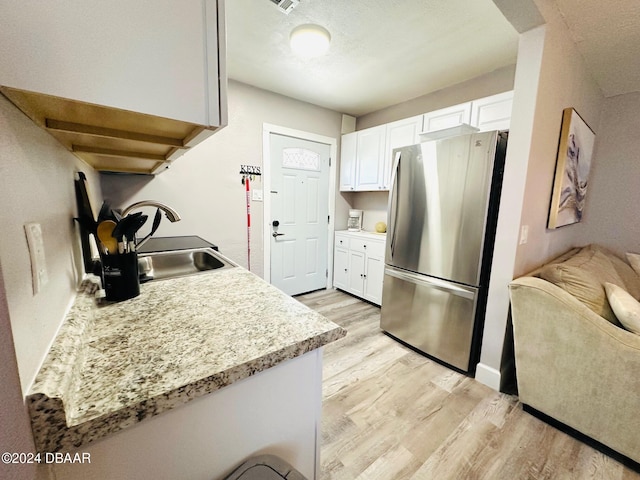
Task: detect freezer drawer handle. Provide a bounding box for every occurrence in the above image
[384,267,476,300]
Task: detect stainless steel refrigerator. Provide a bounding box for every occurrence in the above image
[380,130,508,374]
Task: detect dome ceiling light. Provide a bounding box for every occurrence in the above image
[290,24,331,58]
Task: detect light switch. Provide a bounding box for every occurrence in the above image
[24,222,48,294]
[519,225,529,245]
[252,189,263,202]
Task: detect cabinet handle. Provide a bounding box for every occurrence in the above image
[364,274,367,279]
[344,268,347,272]
[364,245,367,248]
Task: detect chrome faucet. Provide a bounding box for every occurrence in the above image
[121,200,181,222]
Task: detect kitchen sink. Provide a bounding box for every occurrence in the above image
[138,248,237,283]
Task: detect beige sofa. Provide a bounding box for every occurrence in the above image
[509,244,640,466]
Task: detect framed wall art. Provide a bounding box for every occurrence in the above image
[547,107,596,229]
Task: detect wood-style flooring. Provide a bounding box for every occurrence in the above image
[296,289,640,480]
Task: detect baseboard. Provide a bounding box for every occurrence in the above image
[523,404,640,473]
[474,363,501,391]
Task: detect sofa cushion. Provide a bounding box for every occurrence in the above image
[626,252,640,277]
[589,245,640,300]
[538,247,624,325]
[604,283,640,335]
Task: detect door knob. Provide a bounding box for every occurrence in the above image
[272,232,285,237]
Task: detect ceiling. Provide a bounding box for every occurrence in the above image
[553,0,640,98]
[225,0,639,118]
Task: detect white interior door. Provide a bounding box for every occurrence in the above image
[270,133,331,296]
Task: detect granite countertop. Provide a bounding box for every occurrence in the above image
[27,267,346,452]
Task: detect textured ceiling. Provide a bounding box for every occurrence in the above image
[553,0,640,97]
[226,0,519,116]
[225,0,639,118]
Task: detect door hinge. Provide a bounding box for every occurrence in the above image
[329,157,332,167]
[326,269,329,278]
[327,215,330,224]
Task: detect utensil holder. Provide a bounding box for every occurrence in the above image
[103,252,140,301]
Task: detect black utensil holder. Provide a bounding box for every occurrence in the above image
[103,252,140,301]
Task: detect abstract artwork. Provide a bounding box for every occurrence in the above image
[548,108,596,229]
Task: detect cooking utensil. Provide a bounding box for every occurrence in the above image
[124,214,148,252]
[97,220,118,255]
[136,208,162,249]
[112,212,145,253]
[98,201,111,223]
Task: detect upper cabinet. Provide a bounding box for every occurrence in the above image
[422,91,513,134]
[339,132,358,191]
[0,0,227,174]
[339,91,513,191]
[340,117,421,192]
[422,103,472,133]
[470,91,514,132]
[383,115,423,189]
[355,125,386,190]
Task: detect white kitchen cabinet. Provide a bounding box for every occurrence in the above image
[339,118,419,192]
[422,102,472,133]
[0,0,227,174]
[470,91,514,132]
[339,132,358,191]
[339,92,512,190]
[333,235,350,289]
[333,231,385,306]
[383,115,423,189]
[355,125,387,190]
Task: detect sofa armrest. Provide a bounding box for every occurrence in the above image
[509,276,640,462]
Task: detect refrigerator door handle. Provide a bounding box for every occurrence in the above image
[384,266,476,300]
[387,151,402,262]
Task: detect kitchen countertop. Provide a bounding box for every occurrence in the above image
[335,229,387,238]
[27,267,346,453]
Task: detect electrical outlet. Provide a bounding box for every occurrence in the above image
[24,222,48,294]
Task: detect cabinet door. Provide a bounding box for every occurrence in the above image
[339,132,357,191]
[471,91,513,132]
[422,103,472,132]
[363,254,385,305]
[383,116,422,189]
[333,248,349,289]
[0,0,221,126]
[355,126,386,191]
[348,250,366,296]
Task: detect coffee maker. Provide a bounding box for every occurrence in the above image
[347,209,363,231]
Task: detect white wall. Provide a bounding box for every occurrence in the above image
[0,95,102,393]
[101,81,345,279]
[356,65,515,130]
[576,92,640,255]
[512,0,603,276]
[0,261,37,480]
[477,0,604,387]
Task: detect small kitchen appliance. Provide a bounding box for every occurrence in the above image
[347,209,363,232]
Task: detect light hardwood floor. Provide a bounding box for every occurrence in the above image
[296,289,640,480]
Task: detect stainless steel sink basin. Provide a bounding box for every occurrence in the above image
[138,248,236,282]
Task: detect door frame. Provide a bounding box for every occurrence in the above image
[262,123,338,289]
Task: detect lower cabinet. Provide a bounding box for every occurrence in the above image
[333,231,385,306]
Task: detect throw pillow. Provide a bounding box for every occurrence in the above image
[539,247,623,325]
[604,283,640,335]
[626,252,640,277]
[589,246,640,300]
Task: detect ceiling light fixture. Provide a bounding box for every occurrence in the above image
[290,24,331,58]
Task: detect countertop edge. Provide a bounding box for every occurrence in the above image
[27,286,346,453]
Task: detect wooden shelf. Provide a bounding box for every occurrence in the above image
[1,86,220,175]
